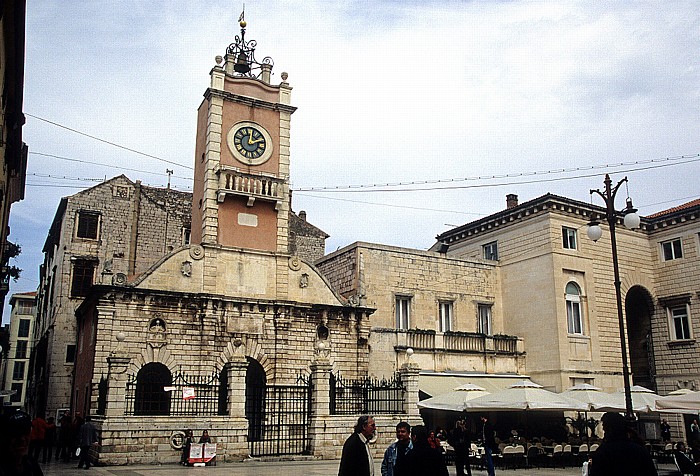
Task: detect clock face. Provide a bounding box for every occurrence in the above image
[227,122,273,165]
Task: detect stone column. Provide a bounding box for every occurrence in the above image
[309,352,332,456]
[399,363,421,418]
[106,356,131,417]
[226,356,248,417]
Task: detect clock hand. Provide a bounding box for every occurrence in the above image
[248,136,265,145]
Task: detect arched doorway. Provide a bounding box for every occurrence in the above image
[245,358,266,441]
[625,286,655,390]
[135,362,172,415]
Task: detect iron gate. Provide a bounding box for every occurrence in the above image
[248,376,311,457]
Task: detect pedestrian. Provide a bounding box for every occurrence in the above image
[448,419,472,476]
[198,430,212,443]
[691,419,700,461]
[29,414,48,462]
[42,417,57,463]
[589,412,657,476]
[181,429,194,466]
[673,442,700,475]
[76,416,99,470]
[71,413,84,459]
[0,410,44,475]
[381,421,412,476]
[660,419,671,442]
[480,416,497,476]
[403,425,448,476]
[338,415,376,476]
[56,411,72,462]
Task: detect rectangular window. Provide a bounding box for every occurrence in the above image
[76,210,100,239]
[16,301,35,314]
[439,301,453,332]
[70,260,96,298]
[10,383,22,403]
[15,340,27,359]
[182,227,191,245]
[12,361,25,380]
[567,300,583,334]
[670,306,691,340]
[396,296,411,330]
[563,227,578,250]
[478,304,492,335]
[662,238,683,261]
[17,319,30,337]
[483,241,499,261]
[66,344,77,363]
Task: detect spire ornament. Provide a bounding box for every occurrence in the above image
[225,16,274,79]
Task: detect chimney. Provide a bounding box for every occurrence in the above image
[299,210,307,222]
[506,194,518,209]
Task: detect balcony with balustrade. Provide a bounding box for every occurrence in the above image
[216,166,286,208]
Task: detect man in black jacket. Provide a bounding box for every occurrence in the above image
[448,419,472,476]
[589,412,657,476]
[339,415,377,476]
[674,442,700,475]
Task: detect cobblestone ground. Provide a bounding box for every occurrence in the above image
[40,459,678,476]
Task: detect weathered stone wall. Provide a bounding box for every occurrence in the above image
[288,210,327,264]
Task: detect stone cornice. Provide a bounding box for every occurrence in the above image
[204,88,297,114]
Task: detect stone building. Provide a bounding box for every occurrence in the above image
[316,242,525,386]
[432,191,700,440]
[30,176,192,419]
[0,0,29,317]
[68,21,417,465]
[1,291,35,410]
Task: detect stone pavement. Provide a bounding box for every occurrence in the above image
[39,459,679,476]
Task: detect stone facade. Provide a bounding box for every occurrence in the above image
[316,242,525,379]
[433,193,700,441]
[31,176,192,418]
[1,292,36,409]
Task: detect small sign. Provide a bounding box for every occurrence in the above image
[183,387,196,400]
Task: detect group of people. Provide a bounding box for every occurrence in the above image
[179,429,213,466]
[338,415,498,476]
[0,409,99,475]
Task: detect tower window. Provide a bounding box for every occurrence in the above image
[563,227,577,250]
[76,211,101,240]
[483,241,498,261]
[661,238,683,261]
[71,259,96,298]
[396,296,411,330]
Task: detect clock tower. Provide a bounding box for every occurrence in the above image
[191,19,296,253]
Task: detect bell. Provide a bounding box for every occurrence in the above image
[234,51,250,73]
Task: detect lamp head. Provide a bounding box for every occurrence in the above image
[587,221,603,242]
[622,198,640,230]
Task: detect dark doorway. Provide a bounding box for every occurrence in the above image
[134,362,172,415]
[625,286,655,390]
[217,364,229,416]
[245,358,266,441]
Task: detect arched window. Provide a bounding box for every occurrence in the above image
[566,282,584,335]
[217,365,229,416]
[134,362,172,415]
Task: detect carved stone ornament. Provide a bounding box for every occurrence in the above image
[189,244,204,260]
[348,294,360,307]
[112,273,127,285]
[288,256,301,271]
[181,261,193,277]
[299,273,309,288]
[148,318,167,349]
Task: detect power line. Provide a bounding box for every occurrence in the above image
[294,154,700,192]
[25,113,194,170]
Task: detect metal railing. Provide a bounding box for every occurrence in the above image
[330,373,405,415]
[125,371,221,416]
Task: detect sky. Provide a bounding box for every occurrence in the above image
[5,0,699,322]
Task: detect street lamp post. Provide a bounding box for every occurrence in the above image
[587,174,641,419]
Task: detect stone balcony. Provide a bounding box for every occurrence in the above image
[216,166,285,208]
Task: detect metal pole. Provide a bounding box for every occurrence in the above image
[592,174,634,419]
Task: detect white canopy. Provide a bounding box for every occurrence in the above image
[463,380,588,412]
[561,383,620,411]
[417,383,490,412]
[593,385,661,413]
[655,391,700,412]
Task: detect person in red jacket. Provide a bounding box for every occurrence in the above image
[29,414,48,462]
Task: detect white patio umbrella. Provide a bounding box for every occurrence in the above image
[417,383,490,412]
[655,391,700,412]
[561,383,621,411]
[594,385,661,413]
[463,380,588,412]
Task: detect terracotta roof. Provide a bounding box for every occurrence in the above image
[647,198,700,219]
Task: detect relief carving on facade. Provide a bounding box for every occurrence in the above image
[189,244,204,260]
[299,273,309,288]
[148,316,167,349]
[181,261,193,277]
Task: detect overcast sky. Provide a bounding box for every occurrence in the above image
[5,0,699,322]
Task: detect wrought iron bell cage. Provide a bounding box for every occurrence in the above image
[226,21,274,79]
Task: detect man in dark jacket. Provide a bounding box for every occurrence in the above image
[589,412,657,476]
[339,415,376,476]
[77,416,99,470]
[448,419,472,476]
[481,416,497,476]
[674,442,700,475]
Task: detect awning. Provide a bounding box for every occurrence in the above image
[419,372,529,398]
